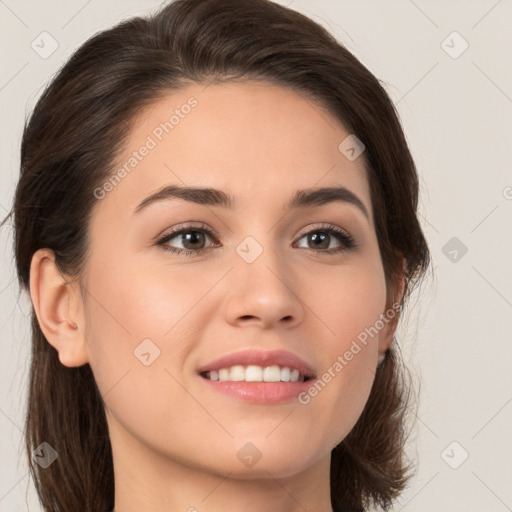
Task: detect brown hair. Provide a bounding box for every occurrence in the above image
[2,0,431,510]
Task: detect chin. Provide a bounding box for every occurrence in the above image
[199,442,323,480]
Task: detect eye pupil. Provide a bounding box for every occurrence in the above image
[159,225,352,256]
[183,231,205,249]
[309,232,329,249]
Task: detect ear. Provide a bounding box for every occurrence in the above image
[29,248,89,367]
[378,254,407,355]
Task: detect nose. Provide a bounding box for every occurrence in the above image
[224,244,305,329]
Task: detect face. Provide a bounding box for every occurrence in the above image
[81,81,393,480]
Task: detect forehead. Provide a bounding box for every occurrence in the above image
[91,80,373,226]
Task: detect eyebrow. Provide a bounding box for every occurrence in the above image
[134,185,369,220]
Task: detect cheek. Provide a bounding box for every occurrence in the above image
[307,259,387,349]
[84,253,211,342]
[83,254,227,409]
[296,262,387,443]
[82,256,181,383]
[82,260,212,447]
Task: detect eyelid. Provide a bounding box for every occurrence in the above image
[293,222,357,253]
[156,222,220,242]
[155,221,357,255]
[294,222,352,240]
[157,222,351,240]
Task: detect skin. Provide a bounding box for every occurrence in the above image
[30,81,404,512]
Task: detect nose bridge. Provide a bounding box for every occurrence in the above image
[224,232,304,327]
[235,232,289,286]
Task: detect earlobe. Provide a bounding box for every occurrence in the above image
[29,248,89,367]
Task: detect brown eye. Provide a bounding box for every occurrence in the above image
[157,224,219,256]
[156,222,356,257]
[294,224,356,255]
[177,230,207,250]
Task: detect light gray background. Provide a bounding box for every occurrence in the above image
[1,1,511,511]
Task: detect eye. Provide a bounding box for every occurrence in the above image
[293,223,356,255]
[156,223,219,257]
[156,222,357,257]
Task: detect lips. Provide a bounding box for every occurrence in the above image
[196,349,316,381]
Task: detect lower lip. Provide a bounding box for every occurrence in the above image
[200,376,313,404]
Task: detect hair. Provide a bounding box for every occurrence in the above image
[2,0,432,510]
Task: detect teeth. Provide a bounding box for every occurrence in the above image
[245,365,263,381]
[204,365,307,382]
[230,365,245,381]
[263,365,280,382]
[290,369,300,382]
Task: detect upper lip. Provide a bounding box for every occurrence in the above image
[197,349,316,378]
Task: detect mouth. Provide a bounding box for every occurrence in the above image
[200,365,313,383]
[196,349,316,404]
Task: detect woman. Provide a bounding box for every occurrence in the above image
[4,0,431,510]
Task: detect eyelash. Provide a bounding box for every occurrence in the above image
[156,222,357,257]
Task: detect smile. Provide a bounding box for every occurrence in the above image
[200,365,311,383]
